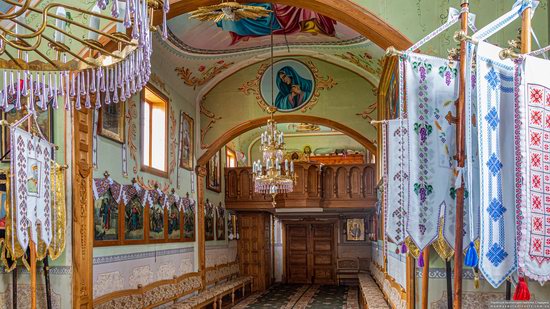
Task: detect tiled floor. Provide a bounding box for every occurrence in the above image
[233,284,359,308]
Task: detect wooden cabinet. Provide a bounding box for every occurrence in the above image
[285,222,336,285]
[238,212,272,292]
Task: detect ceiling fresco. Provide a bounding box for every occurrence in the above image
[166,3,365,54]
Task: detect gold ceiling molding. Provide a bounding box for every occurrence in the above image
[175,60,234,90]
[356,100,378,124]
[169,106,178,182]
[136,176,170,193]
[337,52,384,77]
[149,72,169,94]
[189,1,271,22]
[126,98,139,174]
[239,60,337,113]
[199,96,222,149]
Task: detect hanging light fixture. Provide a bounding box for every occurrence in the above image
[251,15,295,207]
[0,0,168,111]
[252,109,295,206]
[189,1,271,22]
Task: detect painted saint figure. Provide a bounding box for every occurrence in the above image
[100,198,111,231]
[126,201,141,231]
[275,66,313,110]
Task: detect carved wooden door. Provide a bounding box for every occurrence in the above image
[310,223,336,284]
[285,223,335,284]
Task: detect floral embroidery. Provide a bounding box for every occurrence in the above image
[439,65,458,86]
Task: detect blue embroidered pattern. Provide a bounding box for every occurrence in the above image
[485,107,500,130]
[486,68,500,89]
[487,154,503,176]
[477,54,517,288]
[486,243,508,267]
[487,198,506,221]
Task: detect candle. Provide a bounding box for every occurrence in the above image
[275,158,280,170]
[290,161,294,173]
[116,2,127,33]
[285,159,289,171]
[15,14,27,36]
[54,7,67,43]
[88,5,101,41]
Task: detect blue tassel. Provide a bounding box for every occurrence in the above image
[401,243,407,254]
[464,241,478,267]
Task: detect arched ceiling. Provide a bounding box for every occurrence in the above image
[166,4,367,55]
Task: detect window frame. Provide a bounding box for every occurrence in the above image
[226,147,237,168]
[140,84,169,178]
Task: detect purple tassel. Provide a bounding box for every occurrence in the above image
[401,242,407,254]
[418,253,425,268]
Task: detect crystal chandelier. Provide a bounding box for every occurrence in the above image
[252,110,295,206]
[0,0,168,110]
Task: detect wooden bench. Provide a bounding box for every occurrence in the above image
[170,261,253,309]
[358,273,390,309]
[336,258,360,285]
[93,272,202,309]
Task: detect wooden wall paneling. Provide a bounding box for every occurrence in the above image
[349,167,362,199]
[240,169,251,200]
[310,223,336,284]
[285,224,309,284]
[284,221,336,285]
[72,108,94,308]
[238,212,272,292]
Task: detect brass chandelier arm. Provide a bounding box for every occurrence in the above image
[48,24,123,59]
[1,1,123,41]
[0,0,31,20]
[4,0,135,46]
[4,19,95,67]
[3,49,25,69]
[0,31,42,51]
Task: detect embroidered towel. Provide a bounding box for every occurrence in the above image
[516,54,550,283]
[476,42,517,288]
[385,119,409,245]
[11,127,52,250]
[405,53,458,251]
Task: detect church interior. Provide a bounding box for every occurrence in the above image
[1,0,550,308]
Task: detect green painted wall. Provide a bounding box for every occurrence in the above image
[360,0,548,56]
[246,133,365,164]
[200,56,377,150]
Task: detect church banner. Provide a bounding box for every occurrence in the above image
[476,42,517,288]
[384,119,409,245]
[404,53,458,251]
[516,54,550,284]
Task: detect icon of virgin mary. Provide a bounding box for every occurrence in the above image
[275,66,313,110]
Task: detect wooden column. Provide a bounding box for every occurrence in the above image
[453,1,469,308]
[421,248,430,309]
[196,165,207,288]
[72,108,94,308]
[30,242,36,309]
[522,6,532,54]
[406,254,415,309]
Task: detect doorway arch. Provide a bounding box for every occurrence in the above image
[159,0,412,51]
[197,114,376,165]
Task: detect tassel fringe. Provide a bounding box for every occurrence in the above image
[513,277,531,301]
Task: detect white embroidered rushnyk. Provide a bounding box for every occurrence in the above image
[404,53,459,251]
[475,42,517,288]
[385,120,409,245]
[11,127,52,251]
[516,54,550,283]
